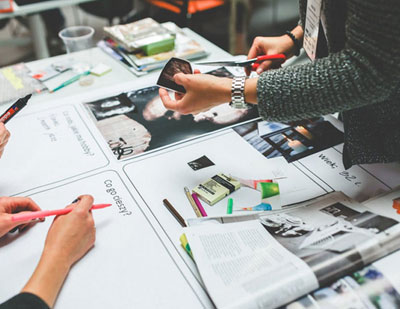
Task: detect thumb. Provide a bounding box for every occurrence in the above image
[173,73,188,86]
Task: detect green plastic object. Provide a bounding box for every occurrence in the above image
[142,37,175,56]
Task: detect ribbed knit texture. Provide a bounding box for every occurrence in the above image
[257,0,400,168]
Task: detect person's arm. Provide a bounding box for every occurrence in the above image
[21,195,96,308]
[0,123,10,158]
[256,0,399,122]
[159,25,304,114]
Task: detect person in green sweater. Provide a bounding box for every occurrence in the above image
[159,0,399,169]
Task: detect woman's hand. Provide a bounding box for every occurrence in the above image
[0,122,10,158]
[0,197,42,238]
[21,195,96,308]
[159,72,232,115]
[42,194,96,267]
[246,25,304,75]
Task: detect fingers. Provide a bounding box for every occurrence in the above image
[3,197,42,213]
[73,195,94,213]
[173,72,188,86]
[255,61,274,75]
[159,88,179,111]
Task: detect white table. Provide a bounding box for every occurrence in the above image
[21,27,231,108]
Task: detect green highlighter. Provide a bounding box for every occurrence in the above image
[50,70,91,93]
[227,198,233,214]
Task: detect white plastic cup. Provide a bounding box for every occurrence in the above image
[58,26,95,53]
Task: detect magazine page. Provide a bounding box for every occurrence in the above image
[184,220,319,309]
[282,250,400,309]
[185,192,400,308]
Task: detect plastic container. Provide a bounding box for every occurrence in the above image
[58,26,95,53]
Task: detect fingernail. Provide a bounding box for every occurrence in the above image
[256,69,262,74]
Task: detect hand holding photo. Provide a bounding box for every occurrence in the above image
[156,57,192,93]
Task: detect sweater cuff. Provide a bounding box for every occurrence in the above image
[0,293,49,309]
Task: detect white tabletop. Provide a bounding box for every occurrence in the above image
[21,27,232,109]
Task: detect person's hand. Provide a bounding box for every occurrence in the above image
[159,71,232,115]
[246,35,296,76]
[0,122,10,158]
[42,195,96,267]
[0,197,43,238]
[21,195,97,307]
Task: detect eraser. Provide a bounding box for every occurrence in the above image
[192,173,241,206]
[91,63,112,76]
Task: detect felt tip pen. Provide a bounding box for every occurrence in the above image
[241,203,272,211]
[163,198,186,227]
[0,94,32,124]
[50,70,91,93]
[11,203,112,222]
[191,193,207,217]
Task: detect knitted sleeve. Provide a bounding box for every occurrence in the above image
[257,0,400,122]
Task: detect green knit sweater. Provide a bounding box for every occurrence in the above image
[257,0,400,169]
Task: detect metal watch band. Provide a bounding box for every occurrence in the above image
[230,76,251,109]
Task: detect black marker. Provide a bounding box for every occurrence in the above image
[0,94,32,124]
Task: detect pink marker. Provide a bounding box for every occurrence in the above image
[11,203,112,222]
[191,193,208,217]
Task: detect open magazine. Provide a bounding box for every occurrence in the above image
[184,190,400,308]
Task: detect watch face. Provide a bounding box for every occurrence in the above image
[157,57,193,93]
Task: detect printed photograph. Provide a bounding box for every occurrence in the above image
[84,68,259,160]
[233,118,344,163]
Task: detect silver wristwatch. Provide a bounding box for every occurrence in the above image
[230,76,251,109]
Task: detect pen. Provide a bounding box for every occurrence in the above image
[163,198,186,227]
[50,70,91,93]
[184,187,202,217]
[191,193,207,217]
[0,94,32,124]
[11,203,112,222]
[227,198,233,214]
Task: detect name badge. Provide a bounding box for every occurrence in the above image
[303,0,322,60]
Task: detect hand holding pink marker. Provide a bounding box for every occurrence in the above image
[11,203,112,222]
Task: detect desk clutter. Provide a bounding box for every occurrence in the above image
[1,17,400,309]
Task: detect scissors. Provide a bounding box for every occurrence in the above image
[195,54,287,71]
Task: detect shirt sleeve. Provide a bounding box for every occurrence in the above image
[0,293,49,309]
[256,0,400,122]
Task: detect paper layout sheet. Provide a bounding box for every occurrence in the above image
[0,105,109,196]
[0,171,207,308]
[184,220,319,309]
[122,132,328,268]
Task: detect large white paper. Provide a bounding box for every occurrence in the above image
[0,171,210,308]
[123,131,328,249]
[0,105,109,196]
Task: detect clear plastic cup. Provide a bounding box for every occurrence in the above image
[58,26,95,53]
